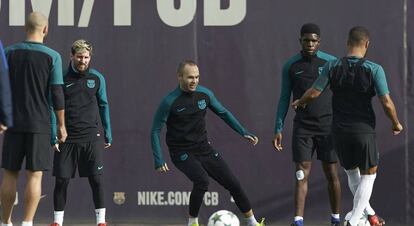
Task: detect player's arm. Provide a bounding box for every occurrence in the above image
[50,53,67,143]
[0,41,12,132]
[374,66,403,135]
[151,99,171,172]
[95,72,112,147]
[291,63,329,109]
[273,63,292,151]
[203,87,258,146]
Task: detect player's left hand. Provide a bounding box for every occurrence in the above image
[0,123,8,134]
[291,99,306,110]
[104,143,111,149]
[244,135,259,146]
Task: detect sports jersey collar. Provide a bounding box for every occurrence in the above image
[301,50,319,61]
[23,40,44,45]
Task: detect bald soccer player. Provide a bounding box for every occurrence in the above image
[0,12,67,226]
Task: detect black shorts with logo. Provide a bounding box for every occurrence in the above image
[2,131,52,171]
[332,133,379,170]
[53,140,104,178]
[292,133,338,163]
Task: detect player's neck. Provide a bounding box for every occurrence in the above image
[25,34,44,44]
[346,47,365,58]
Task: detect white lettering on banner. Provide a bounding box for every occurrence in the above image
[204,0,246,26]
[58,0,74,26]
[114,0,131,26]
[1,0,246,27]
[137,191,219,206]
[156,0,196,27]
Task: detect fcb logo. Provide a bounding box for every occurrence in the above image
[87,79,95,88]
[113,192,126,205]
[198,99,206,110]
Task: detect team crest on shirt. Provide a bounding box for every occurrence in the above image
[113,192,126,205]
[318,67,324,75]
[87,79,95,88]
[198,99,207,110]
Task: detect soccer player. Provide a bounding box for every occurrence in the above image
[272,23,341,226]
[49,39,112,226]
[151,60,264,226]
[1,12,67,226]
[0,40,13,133]
[292,26,403,226]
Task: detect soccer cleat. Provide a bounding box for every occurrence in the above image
[256,218,265,226]
[49,223,60,226]
[331,216,341,226]
[189,224,199,226]
[368,214,385,226]
[291,219,303,226]
[98,223,107,226]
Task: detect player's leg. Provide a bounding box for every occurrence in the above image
[343,134,379,226]
[88,175,105,226]
[291,134,314,226]
[316,135,341,225]
[23,133,52,226]
[0,131,25,225]
[52,177,70,226]
[23,170,43,225]
[171,152,210,226]
[78,141,106,226]
[200,150,263,226]
[0,170,19,225]
[51,143,77,226]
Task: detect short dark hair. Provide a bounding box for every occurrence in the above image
[300,23,320,36]
[177,60,197,76]
[348,26,370,46]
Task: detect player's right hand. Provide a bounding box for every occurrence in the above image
[392,123,403,135]
[53,143,60,152]
[272,133,283,151]
[156,163,170,173]
[57,125,67,143]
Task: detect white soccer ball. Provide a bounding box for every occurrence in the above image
[344,211,370,226]
[207,210,240,226]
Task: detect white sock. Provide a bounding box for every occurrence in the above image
[1,223,13,226]
[349,174,376,226]
[294,216,304,222]
[188,217,198,226]
[345,169,376,216]
[331,213,340,220]
[95,208,106,224]
[21,222,32,226]
[54,210,64,225]
[245,215,259,226]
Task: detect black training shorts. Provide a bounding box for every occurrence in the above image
[2,131,52,171]
[53,140,104,178]
[332,133,379,170]
[292,133,338,163]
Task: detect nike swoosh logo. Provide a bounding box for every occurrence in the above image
[177,108,186,112]
[98,166,103,170]
[66,83,75,88]
[295,70,304,75]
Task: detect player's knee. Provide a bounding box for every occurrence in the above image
[55,177,70,190]
[88,175,103,187]
[295,170,306,181]
[193,178,209,191]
